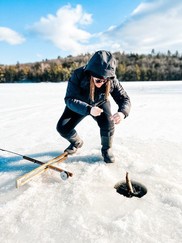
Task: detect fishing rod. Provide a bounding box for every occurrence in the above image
[93,98,111,117]
[1,148,28,158]
[0,147,49,164]
[0,148,67,174]
[94,99,107,107]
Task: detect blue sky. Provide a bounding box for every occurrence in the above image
[0,0,182,65]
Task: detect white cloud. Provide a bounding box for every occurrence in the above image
[0,27,25,45]
[30,4,93,54]
[101,0,182,54]
[28,1,182,55]
[131,0,162,16]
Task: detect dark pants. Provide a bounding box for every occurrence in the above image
[56,100,115,139]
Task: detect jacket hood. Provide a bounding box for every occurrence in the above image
[85,50,117,79]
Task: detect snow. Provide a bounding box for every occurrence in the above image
[0,81,182,243]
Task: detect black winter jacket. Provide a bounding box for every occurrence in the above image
[64,50,131,117]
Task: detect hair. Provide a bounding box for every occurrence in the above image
[89,76,111,102]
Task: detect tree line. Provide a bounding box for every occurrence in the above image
[1,50,182,83]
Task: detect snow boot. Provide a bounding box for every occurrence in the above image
[101,135,115,163]
[64,133,83,155]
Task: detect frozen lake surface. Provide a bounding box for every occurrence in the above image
[0,81,182,243]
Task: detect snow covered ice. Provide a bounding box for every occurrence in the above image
[0,81,182,243]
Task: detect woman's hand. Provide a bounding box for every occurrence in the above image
[111,112,125,124]
[90,106,103,116]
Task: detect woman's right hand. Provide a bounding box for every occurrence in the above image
[90,106,103,116]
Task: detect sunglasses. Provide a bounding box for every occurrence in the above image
[94,78,109,84]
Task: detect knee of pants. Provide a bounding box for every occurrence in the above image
[101,128,115,137]
[56,119,75,138]
[56,120,63,135]
[100,120,115,137]
[56,119,67,137]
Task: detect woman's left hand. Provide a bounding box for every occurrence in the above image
[111,112,125,124]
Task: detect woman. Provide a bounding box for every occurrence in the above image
[57,50,131,163]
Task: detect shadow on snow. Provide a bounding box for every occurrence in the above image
[0,151,103,174]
